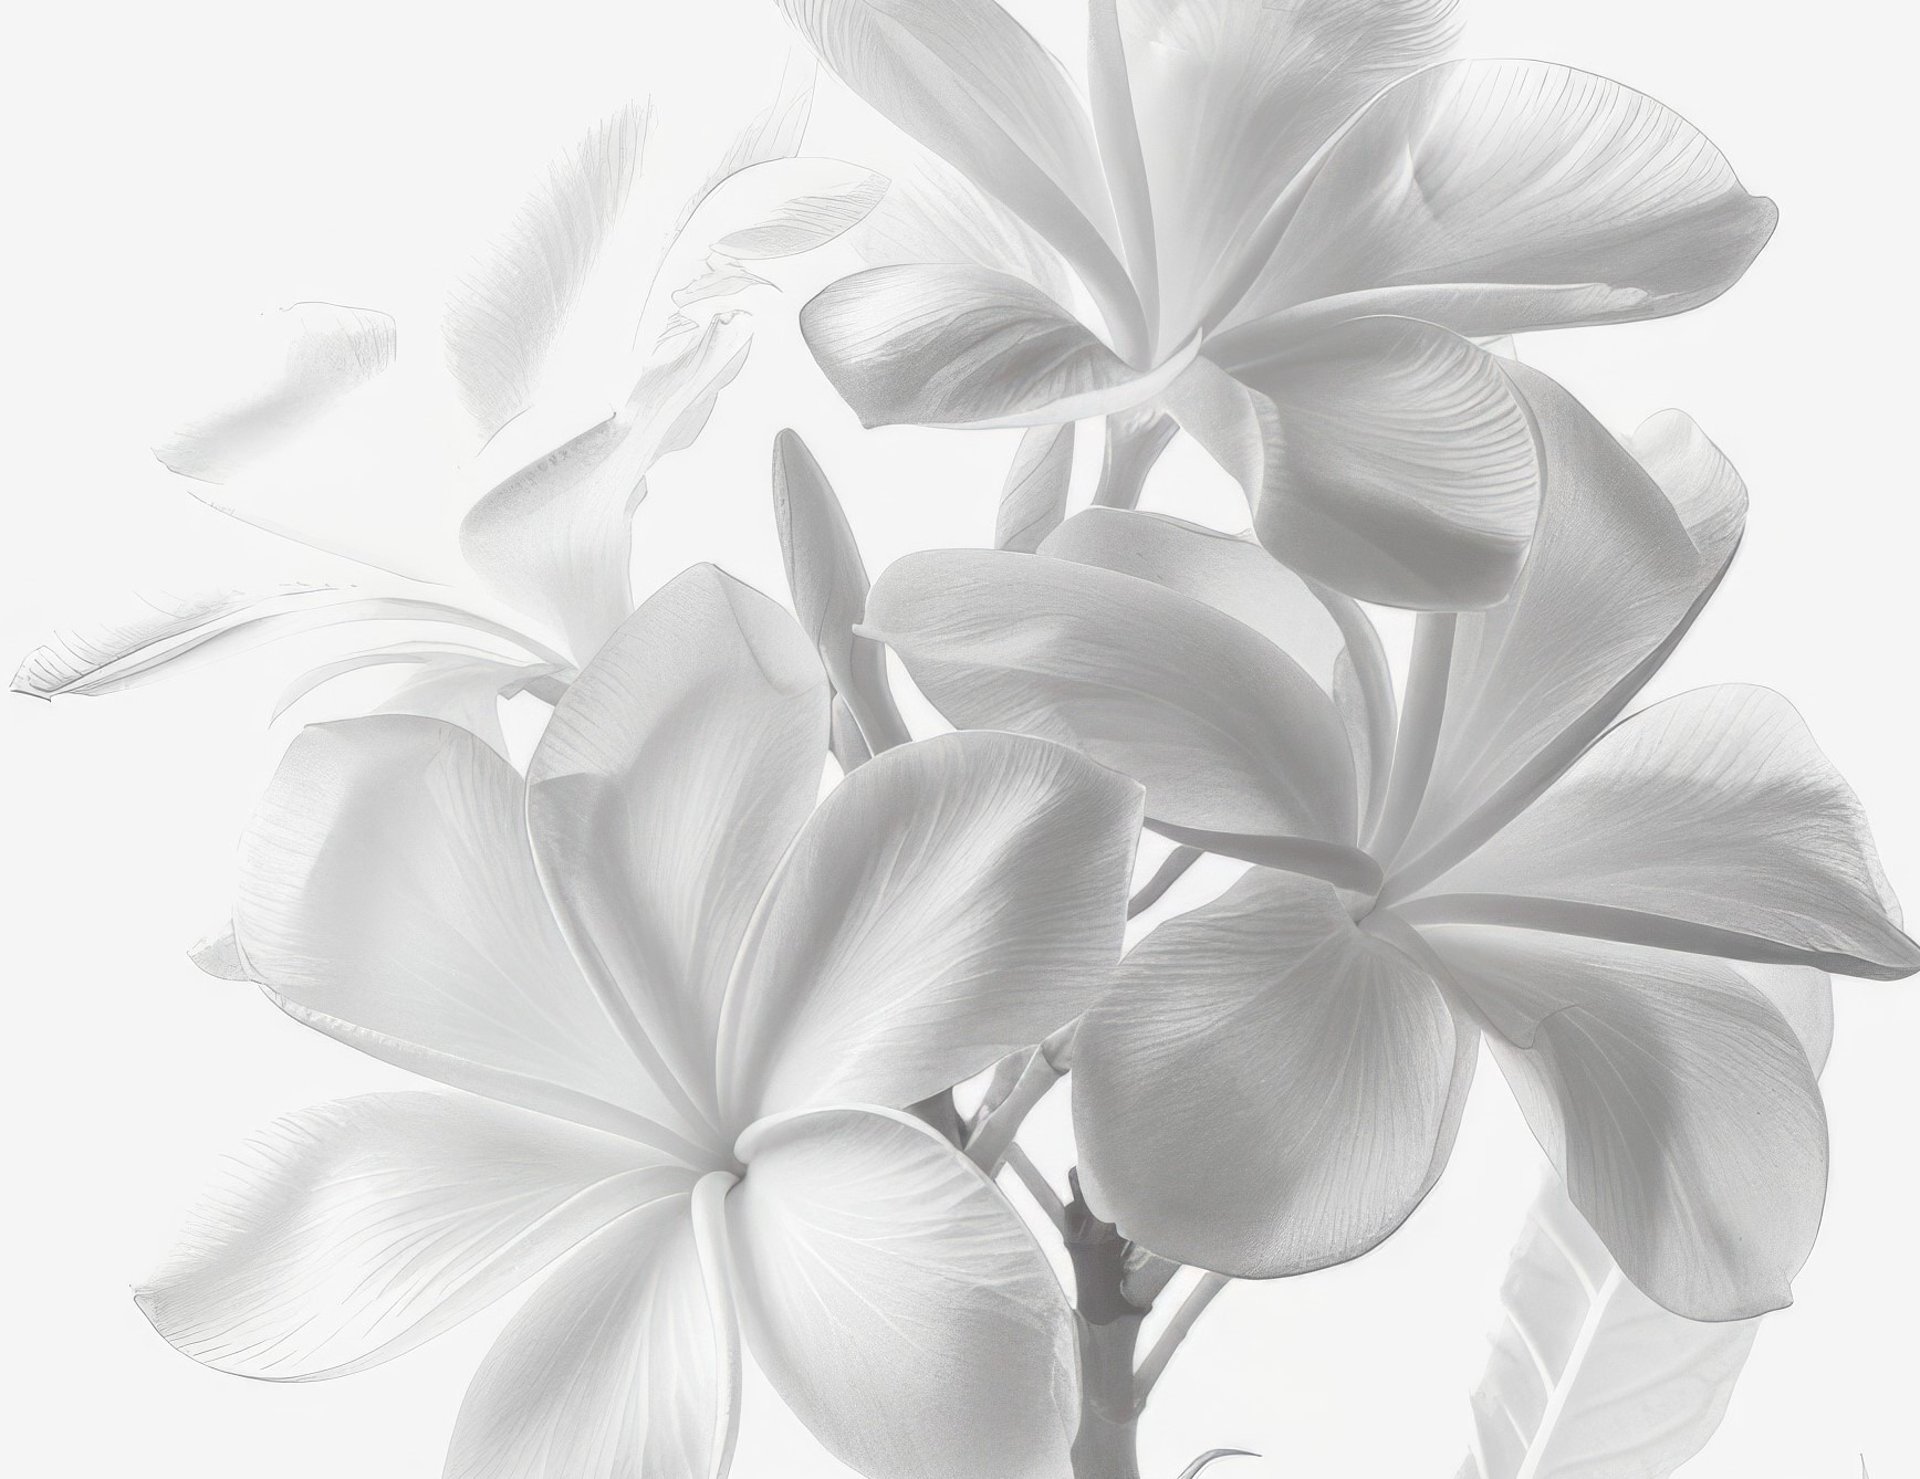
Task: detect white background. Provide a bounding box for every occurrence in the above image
[3,2,1915,1475]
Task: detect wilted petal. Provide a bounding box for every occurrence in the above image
[1425,926,1827,1319]
[461,313,754,659]
[444,1199,733,1479]
[1176,320,1539,609]
[1406,686,1919,979]
[136,1092,691,1379]
[866,547,1357,841]
[1075,869,1459,1276]
[1388,367,1745,879]
[528,566,829,1114]
[1110,0,1461,343]
[800,263,1185,429]
[236,716,693,1142]
[1225,59,1776,336]
[718,731,1142,1122]
[729,1106,1077,1479]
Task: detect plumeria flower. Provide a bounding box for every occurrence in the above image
[862,363,1918,1320]
[781,0,1774,608]
[137,563,1144,1479]
[15,76,888,757]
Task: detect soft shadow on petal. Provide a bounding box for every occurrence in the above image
[729,1106,1078,1479]
[136,1092,692,1380]
[1075,870,1458,1276]
[866,547,1356,841]
[1222,59,1776,337]
[717,730,1143,1124]
[1405,685,1919,979]
[443,1198,730,1479]
[527,565,829,1112]
[1424,926,1827,1320]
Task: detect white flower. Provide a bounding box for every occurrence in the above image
[783,0,1774,609]
[136,563,1144,1479]
[863,364,1917,1320]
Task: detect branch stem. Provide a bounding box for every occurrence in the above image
[1135,1272,1230,1405]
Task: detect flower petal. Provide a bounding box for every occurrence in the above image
[1223,59,1776,337]
[460,313,754,659]
[995,422,1076,553]
[1109,0,1461,344]
[1405,686,1919,979]
[1173,319,1539,609]
[729,1106,1077,1479]
[527,565,830,1117]
[444,1198,734,1479]
[1385,367,1745,883]
[1423,926,1826,1319]
[136,1092,690,1380]
[1074,869,1460,1276]
[236,716,694,1144]
[776,0,1140,343]
[799,263,1186,429]
[865,547,1357,841]
[717,731,1143,1122]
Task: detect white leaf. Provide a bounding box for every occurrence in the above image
[1457,1180,1759,1479]
[995,422,1074,552]
[704,157,889,259]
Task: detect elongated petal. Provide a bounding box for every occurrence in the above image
[528,566,829,1114]
[1408,686,1918,979]
[461,313,753,658]
[237,716,694,1142]
[156,302,396,484]
[995,422,1075,552]
[1425,926,1826,1319]
[1111,0,1461,343]
[444,1198,732,1479]
[718,731,1143,1122]
[729,1106,1077,1479]
[1074,869,1459,1275]
[700,156,889,259]
[866,547,1357,841]
[1175,320,1539,609]
[800,263,1185,429]
[1226,59,1776,336]
[777,0,1137,336]
[136,1092,690,1380]
[1387,367,1745,880]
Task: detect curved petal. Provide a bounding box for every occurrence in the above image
[444,1198,733,1479]
[1406,686,1919,979]
[1176,320,1540,609]
[729,1106,1077,1479]
[865,547,1357,841]
[776,0,1141,346]
[1224,59,1776,336]
[717,731,1143,1123]
[136,1092,690,1380]
[528,565,830,1115]
[995,422,1076,553]
[461,313,754,658]
[1386,367,1746,883]
[1423,925,1826,1319]
[1074,869,1460,1276]
[1110,0,1461,344]
[800,263,1187,429]
[235,716,691,1143]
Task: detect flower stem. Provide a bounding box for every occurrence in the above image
[1091,409,1177,511]
[1134,1272,1230,1406]
[1066,1174,1148,1479]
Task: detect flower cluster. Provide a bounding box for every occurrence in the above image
[18,3,1913,1478]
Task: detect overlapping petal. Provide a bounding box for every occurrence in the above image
[865,547,1357,842]
[1425,927,1826,1320]
[729,1107,1078,1479]
[527,565,830,1113]
[136,1092,691,1380]
[1221,59,1776,338]
[717,730,1142,1122]
[1075,870,1460,1275]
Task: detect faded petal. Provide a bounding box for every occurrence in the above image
[1075,869,1460,1276]
[136,1092,689,1379]
[718,731,1142,1122]
[730,1107,1077,1479]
